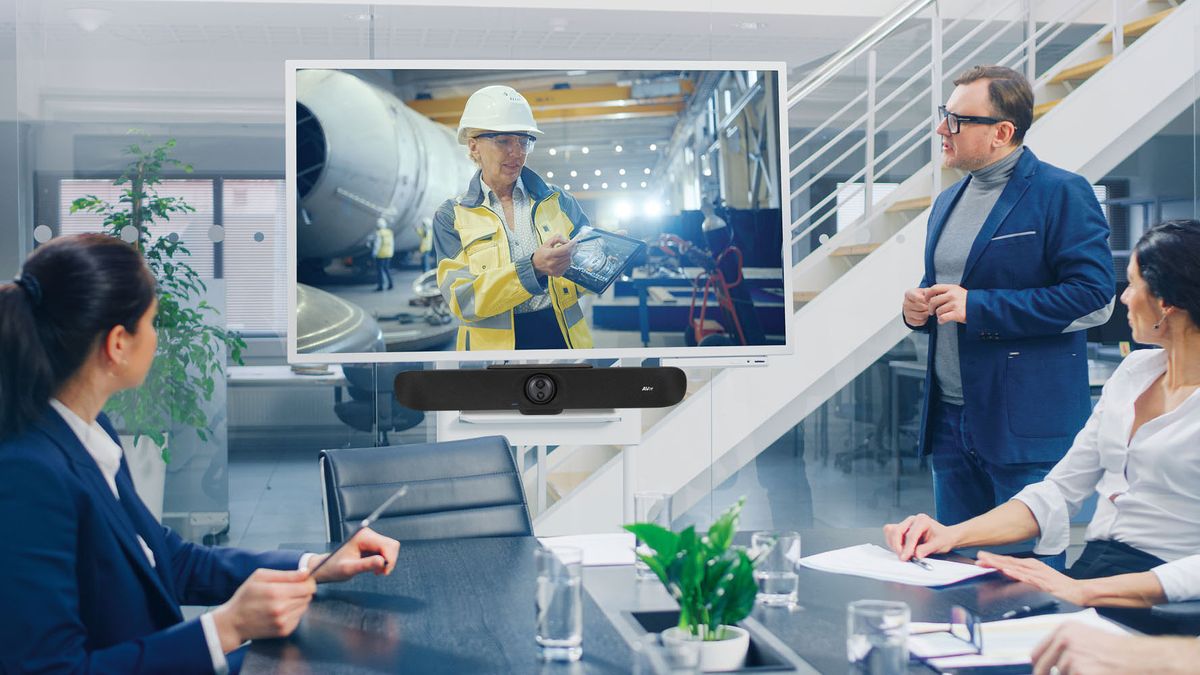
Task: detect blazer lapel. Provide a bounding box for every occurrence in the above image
[33,411,181,620]
[925,178,970,278]
[961,148,1037,283]
[116,462,181,605]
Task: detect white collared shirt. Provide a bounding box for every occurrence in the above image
[481,176,551,314]
[1012,348,1200,601]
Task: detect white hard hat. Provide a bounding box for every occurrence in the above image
[457,85,543,145]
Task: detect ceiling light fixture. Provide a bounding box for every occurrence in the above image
[68,7,112,32]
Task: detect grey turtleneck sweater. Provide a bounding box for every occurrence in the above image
[933,146,1024,405]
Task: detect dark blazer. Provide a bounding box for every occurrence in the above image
[909,147,1115,465]
[0,408,303,674]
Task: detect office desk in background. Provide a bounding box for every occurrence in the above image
[245,530,1080,674]
[226,365,348,388]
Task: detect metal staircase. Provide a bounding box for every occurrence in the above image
[534,0,1195,535]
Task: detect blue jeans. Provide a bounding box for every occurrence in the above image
[930,402,1065,567]
[375,257,393,290]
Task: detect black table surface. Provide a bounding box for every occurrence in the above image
[245,530,1078,674]
[243,537,633,674]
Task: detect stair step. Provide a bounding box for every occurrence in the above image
[886,196,932,213]
[793,290,820,305]
[830,243,882,258]
[1034,99,1062,120]
[546,471,593,504]
[1100,7,1175,42]
[1050,55,1113,84]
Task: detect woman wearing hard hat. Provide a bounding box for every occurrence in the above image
[431,85,594,351]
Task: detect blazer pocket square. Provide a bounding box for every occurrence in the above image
[991,230,1037,241]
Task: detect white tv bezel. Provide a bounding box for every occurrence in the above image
[286,58,793,364]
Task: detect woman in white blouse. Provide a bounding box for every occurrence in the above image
[884,219,1200,610]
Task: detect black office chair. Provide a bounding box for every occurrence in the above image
[334,363,425,445]
[319,436,533,543]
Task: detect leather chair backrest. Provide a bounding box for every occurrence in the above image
[319,436,532,543]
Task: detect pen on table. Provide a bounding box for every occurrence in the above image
[909,556,934,571]
[1000,600,1060,620]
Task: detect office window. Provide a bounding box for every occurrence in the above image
[222,179,288,333]
[58,177,290,335]
[59,179,216,279]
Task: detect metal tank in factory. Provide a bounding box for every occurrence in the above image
[294,69,475,354]
[295,68,476,259]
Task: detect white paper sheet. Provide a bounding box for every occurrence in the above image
[911,609,1128,668]
[537,532,636,566]
[798,543,997,587]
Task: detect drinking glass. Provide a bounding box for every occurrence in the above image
[846,600,910,675]
[633,633,701,674]
[751,530,801,606]
[633,491,672,580]
[535,546,583,662]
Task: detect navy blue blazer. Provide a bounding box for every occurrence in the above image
[0,408,303,674]
[909,148,1115,465]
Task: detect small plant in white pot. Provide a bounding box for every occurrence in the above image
[625,497,758,671]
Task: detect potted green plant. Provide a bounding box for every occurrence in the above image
[625,497,759,671]
[70,138,244,519]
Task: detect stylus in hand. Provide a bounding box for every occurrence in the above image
[306,484,408,579]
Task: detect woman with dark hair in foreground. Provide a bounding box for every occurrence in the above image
[885,220,1200,617]
[0,233,400,674]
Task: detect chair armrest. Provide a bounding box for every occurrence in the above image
[1151,600,1200,621]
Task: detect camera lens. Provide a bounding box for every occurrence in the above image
[524,374,556,404]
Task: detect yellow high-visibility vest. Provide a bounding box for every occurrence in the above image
[437,192,592,351]
[374,227,394,259]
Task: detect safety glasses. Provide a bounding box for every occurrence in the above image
[475,132,536,152]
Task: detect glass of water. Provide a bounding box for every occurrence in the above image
[535,546,583,662]
[751,530,801,606]
[634,492,672,580]
[846,600,910,675]
[633,633,701,674]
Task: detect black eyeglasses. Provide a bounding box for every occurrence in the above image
[938,105,1013,134]
[910,605,984,662]
[474,132,536,152]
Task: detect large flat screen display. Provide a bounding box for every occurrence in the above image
[287,60,791,363]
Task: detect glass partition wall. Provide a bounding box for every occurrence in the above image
[5,1,1197,550]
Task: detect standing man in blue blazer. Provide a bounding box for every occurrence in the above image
[902,65,1115,526]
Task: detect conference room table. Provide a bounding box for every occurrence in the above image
[243,529,1083,674]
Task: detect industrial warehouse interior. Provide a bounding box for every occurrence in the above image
[1,1,1198,673]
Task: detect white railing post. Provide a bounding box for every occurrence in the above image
[865,49,877,220]
[1111,0,1124,56]
[930,1,943,197]
[536,444,547,515]
[1024,0,1036,81]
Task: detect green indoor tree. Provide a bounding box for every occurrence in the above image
[70,138,244,461]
